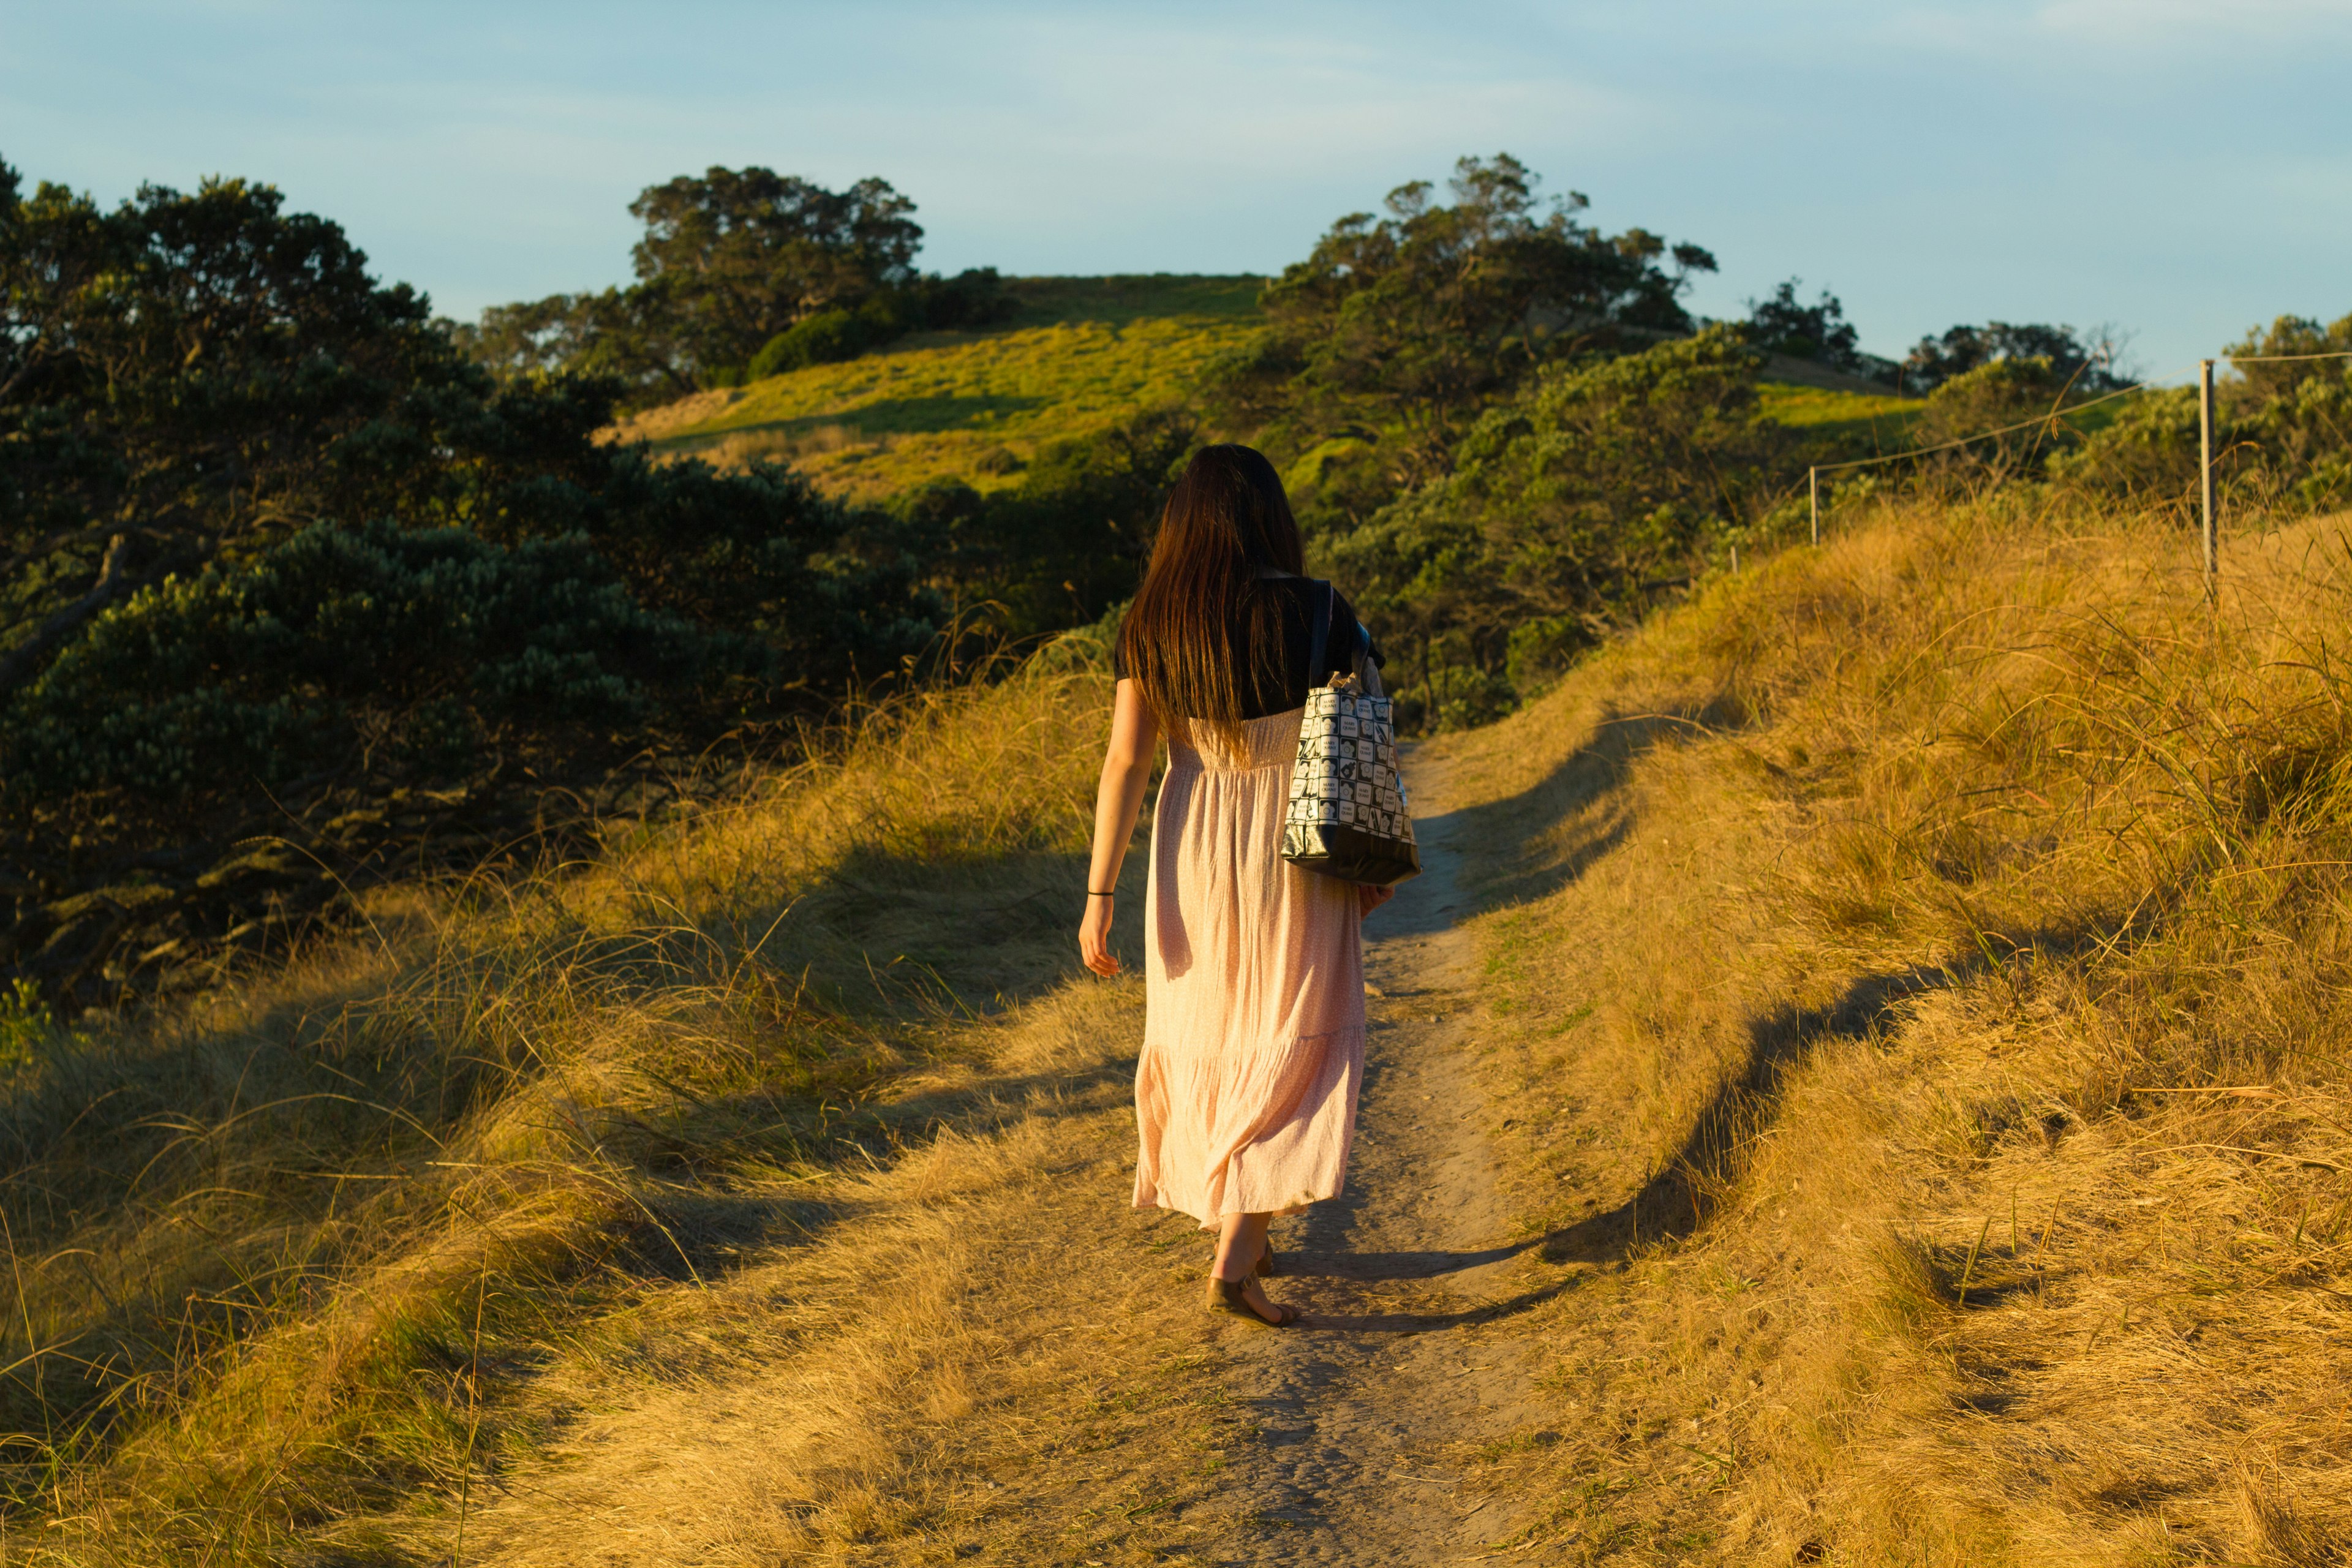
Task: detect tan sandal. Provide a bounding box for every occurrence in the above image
[1208,1275,1300,1327]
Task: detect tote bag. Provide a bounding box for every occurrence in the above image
[1280,581,1421,887]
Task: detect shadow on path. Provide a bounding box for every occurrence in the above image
[1379,696,1744,941]
[1299,1277,1575,1335]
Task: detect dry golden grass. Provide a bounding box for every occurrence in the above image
[0,643,1247,1564]
[21,481,2352,1565]
[1428,494,2352,1562]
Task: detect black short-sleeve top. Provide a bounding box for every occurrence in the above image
[1112,577,1383,721]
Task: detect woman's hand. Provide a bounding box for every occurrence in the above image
[1080,894,1120,976]
[1358,883,1395,918]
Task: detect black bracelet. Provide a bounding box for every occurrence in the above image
[1087,888,1117,897]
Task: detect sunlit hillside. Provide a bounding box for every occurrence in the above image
[611,275,1926,503]
[610,275,1268,500]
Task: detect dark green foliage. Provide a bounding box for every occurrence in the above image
[1210,154,1717,492]
[748,306,880,379]
[5,519,716,797]
[1324,328,1776,727]
[576,454,940,675]
[1,168,478,594]
[0,157,939,726]
[0,156,948,1008]
[1746,279,1864,371]
[891,409,1198,639]
[1902,321,2125,395]
[454,167,1014,403]
[2054,313,2352,511]
[741,270,1019,383]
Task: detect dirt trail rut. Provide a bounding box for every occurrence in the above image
[1209,764,1548,1563]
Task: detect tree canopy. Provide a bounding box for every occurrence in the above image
[454,167,1012,404]
[2,156,936,982]
[1744,279,1864,372]
[1209,154,1717,489]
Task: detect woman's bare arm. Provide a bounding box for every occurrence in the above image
[1079,679,1159,976]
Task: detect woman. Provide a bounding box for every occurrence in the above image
[1078,444,1393,1328]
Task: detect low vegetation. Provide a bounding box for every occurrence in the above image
[0,638,1137,1562]
[619,274,1265,502]
[1431,489,2352,1560]
[13,481,2352,1563]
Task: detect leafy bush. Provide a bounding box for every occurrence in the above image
[2047,386,2201,502]
[1324,326,1775,725]
[748,306,882,379]
[1913,355,2077,470]
[742,270,1021,383]
[1,519,721,798]
[2054,313,2352,513]
[888,409,1197,639]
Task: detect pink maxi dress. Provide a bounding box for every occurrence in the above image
[1131,707,1366,1227]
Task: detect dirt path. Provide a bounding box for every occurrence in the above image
[1204,765,1553,1563]
[424,754,1576,1568]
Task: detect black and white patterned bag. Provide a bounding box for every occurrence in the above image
[1280,582,1421,888]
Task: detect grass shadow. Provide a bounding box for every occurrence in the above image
[1537,917,2153,1267]
[660,392,1051,451]
[1402,695,1748,933]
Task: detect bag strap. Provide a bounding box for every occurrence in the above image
[1306,579,1333,690]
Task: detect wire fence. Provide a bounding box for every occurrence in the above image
[1800,346,2352,600]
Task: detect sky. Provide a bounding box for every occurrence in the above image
[3,0,2348,380]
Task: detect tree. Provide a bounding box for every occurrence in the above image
[452,169,1012,405]
[1902,321,2126,395]
[0,156,941,816]
[1745,279,1863,371]
[1,166,473,694]
[1210,154,1717,491]
[628,167,921,378]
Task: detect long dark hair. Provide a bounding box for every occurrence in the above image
[1117,444,1306,747]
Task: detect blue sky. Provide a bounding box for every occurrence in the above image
[4,1,2348,377]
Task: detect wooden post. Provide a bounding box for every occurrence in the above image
[1809,466,1819,546]
[2199,359,2217,601]
[1730,543,1740,574]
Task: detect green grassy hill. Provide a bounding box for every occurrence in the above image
[614,276,1928,503]
[614,276,1268,501]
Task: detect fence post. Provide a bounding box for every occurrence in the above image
[1809,466,1819,546]
[2199,358,2217,602]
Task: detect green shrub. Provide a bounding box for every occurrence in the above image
[1323,326,1775,725]
[2054,314,2352,513]
[1,519,720,799]
[2048,386,2201,502]
[749,307,881,379]
[1913,355,2074,467]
